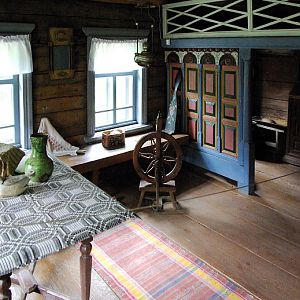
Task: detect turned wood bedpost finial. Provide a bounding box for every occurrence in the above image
[80,237,93,300]
[0,273,12,300]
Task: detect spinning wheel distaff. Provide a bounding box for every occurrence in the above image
[133,114,182,210]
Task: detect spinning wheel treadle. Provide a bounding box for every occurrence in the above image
[133,114,182,210]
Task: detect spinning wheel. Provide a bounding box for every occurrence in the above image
[133,132,182,184]
[133,114,182,210]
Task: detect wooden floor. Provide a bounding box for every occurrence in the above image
[13,160,300,300]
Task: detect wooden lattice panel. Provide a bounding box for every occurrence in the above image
[163,0,300,38]
[202,64,217,150]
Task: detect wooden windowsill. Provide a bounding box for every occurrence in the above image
[58,133,189,185]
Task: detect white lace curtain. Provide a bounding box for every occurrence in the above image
[88,38,146,74]
[0,35,33,77]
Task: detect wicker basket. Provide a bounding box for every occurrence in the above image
[102,129,125,149]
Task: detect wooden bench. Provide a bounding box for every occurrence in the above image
[59,133,189,185]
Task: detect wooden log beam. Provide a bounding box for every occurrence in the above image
[89,0,164,6]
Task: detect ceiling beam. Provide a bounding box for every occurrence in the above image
[89,0,165,7]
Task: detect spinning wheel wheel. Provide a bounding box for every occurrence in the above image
[133,132,182,184]
[133,114,182,210]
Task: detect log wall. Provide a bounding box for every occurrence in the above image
[0,0,165,146]
[252,50,299,126]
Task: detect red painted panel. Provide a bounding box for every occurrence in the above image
[225,127,235,152]
[206,73,214,94]
[225,73,235,97]
[188,119,197,141]
[206,102,214,115]
[224,106,235,119]
[205,123,214,146]
[188,100,197,112]
[188,69,196,92]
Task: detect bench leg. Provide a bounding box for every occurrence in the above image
[80,237,93,300]
[0,273,12,300]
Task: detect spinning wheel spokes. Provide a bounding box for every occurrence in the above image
[139,152,155,160]
[133,131,182,184]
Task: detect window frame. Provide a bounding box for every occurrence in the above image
[95,70,138,131]
[0,75,20,146]
[0,22,35,149]
[82,27,150,143]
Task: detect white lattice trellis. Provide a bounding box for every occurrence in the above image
[163,0,300,39]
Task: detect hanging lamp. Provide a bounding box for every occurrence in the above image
[134,3,155,68]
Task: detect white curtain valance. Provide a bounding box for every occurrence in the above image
[88,38,146,74]
[0,35,33,76]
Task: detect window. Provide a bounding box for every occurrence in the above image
[0,23,35,148]
[95,71,137,130]
[0,75,20,145]
[83,27,150,142]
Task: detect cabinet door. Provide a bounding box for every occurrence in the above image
[185,63,200,142]
[202,64,218,150]
[221,65,239,157]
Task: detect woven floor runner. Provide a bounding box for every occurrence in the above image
[91,218,257,300]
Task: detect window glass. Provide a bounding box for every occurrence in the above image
[95,111,114,128]
[0,127,15,145]
[95,77,113,112]
[116,108,133,123]
[116,75,133,108]
[0,76,19,145]
[94,71,136,131]
[0,84,14,127]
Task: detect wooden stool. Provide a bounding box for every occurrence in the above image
[137,180,181,209]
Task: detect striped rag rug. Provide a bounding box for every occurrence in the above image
[91,218,257,300]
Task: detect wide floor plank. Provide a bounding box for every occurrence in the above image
[10,160,300,300]
[139,212,300,300]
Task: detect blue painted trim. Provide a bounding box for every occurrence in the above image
[183,146,243,183]
[13,75,20,146]
[22,74,33,149]
[217,65,221,152]
[181,64,186,133]
[0,22,35,34]
[162,37,300,49]
[198,64,202,146]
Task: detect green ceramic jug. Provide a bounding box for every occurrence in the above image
[25,133,53,182]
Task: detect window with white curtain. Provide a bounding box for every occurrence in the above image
[0,26,35,148]
[83,27,149,141]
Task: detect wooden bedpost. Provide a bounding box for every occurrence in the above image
[0,273,12,300]
[80,237,93,300]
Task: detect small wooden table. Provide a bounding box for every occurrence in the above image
[59,133,189,185]
[0,159,133,299]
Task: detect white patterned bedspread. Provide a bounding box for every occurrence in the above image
[0,158,134,276]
